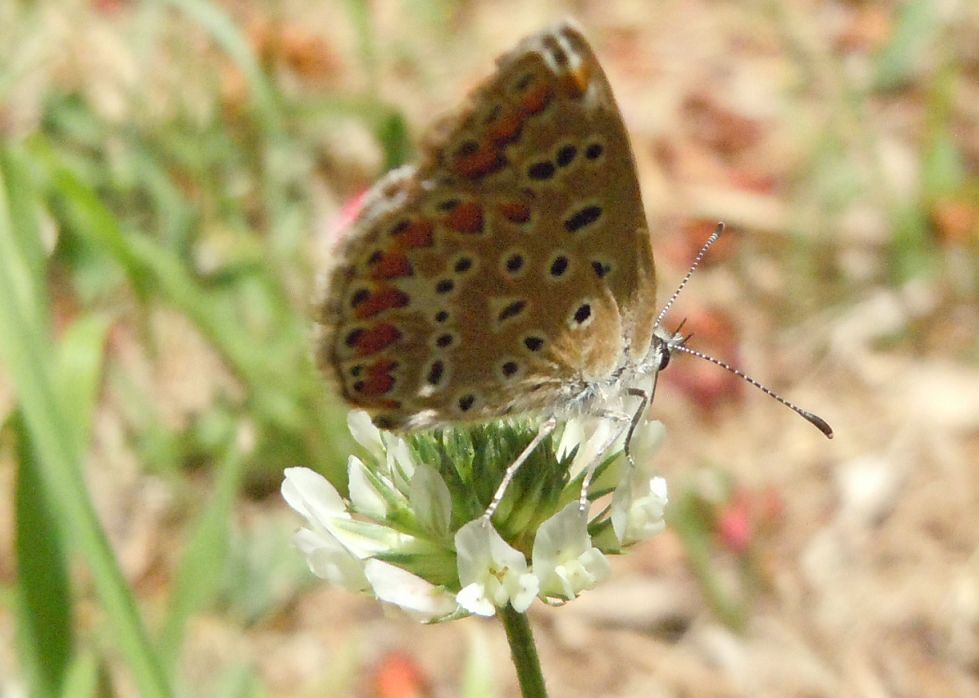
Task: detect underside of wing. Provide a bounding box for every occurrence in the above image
[314,21,656,431]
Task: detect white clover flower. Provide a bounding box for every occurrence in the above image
[612,473,669,546]
[282,466,406,589]
[563,417,615,479]
[347,410,386,462]
[532,502,611,600]
[348,455,391,518]
[363,560,458,620]
[282,465,351,525]
[291,526,369,592]
[455,520,540,616]
[628,418,666,469]
[556,418,586,461]
[408,462,453,539]
[282,467,367,591]
[385,434,418,491]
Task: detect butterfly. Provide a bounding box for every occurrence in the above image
[313,20,832,453]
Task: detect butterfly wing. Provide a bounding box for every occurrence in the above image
[315,20,656,430]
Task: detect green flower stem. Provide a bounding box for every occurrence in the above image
[499,605,547,698]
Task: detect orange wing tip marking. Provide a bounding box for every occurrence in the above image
[445,201,484,234]
[354,287,410,319]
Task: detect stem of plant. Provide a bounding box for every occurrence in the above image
[499,604,547,698]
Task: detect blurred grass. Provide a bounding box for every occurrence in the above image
[0,0,976,696]
[0,1,411,694]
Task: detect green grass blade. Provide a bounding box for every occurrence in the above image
[160,442,247,670]
[59,652,100,698]
[15,311,110,697]
[55,315,112,455]
[14,415,73,698]
[162,0,282,131]
[0,149,173,698]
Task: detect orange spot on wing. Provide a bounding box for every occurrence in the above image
[355,287,410,319]
[520,83,554,114]
[452,145,506,180]
[445,201,484,234]
[370,252,413,280]
[355,323,402,355]
[392,219,434,249]
[499,201,531,224]
[360,360,397,396]
[374,399,401,410]
[488,110,524,145]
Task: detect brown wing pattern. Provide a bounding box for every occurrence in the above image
[314,21,656,430]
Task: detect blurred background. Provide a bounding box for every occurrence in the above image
[1,0,977,696]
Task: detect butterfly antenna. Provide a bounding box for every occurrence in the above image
[655,222,725,328]
[671,343,834,439]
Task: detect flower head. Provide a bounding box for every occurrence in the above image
[281,412,669,620]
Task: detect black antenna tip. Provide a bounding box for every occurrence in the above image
[801,410,834,439]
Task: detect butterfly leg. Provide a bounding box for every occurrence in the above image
[577,385,653,510]
[622,387,650,466]
[482,416,558,523]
